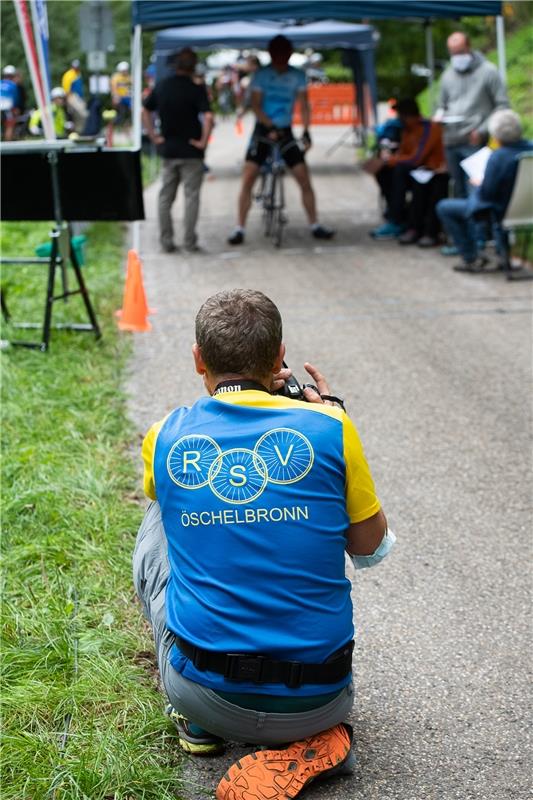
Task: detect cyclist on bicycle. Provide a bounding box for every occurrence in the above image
[227,36,335,246]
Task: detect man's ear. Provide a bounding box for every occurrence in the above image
[272,343,286,374]
[192,343,207,375]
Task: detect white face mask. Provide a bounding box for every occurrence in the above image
[451,53,473,72]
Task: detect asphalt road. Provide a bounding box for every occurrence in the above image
[126,120,532,800]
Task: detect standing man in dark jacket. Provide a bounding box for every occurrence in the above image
[143,48,214,253]
[436,32,509,199]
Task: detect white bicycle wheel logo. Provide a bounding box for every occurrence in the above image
[208,448,268,504]
[167,434,222,489]
[254,428,313,484]
[167,428,314,504]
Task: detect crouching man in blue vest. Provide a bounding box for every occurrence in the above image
[133,289,396,800]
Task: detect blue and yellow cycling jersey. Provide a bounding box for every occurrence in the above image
[142,390,380,696]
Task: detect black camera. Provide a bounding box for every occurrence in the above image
[275,369,318,401]
[275,362,345,410]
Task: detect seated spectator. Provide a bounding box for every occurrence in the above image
[29,87,72,138]
[436,109,533,273]
[364,99,447,242]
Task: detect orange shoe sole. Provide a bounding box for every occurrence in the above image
[215,723,351,800]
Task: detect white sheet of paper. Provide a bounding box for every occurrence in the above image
[441,114,465,124]
[410,168,435,184]
[460,146,492,182]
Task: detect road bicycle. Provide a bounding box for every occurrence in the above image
[255,136,295,248]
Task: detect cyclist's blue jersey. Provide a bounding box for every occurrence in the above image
[251,65,307,128]
[0,79,19,111]
[143,390,381,696]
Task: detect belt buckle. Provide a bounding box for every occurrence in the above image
[224,653,266,683]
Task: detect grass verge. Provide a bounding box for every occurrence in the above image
[0,222,184,799]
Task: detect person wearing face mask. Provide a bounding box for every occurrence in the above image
[435,32,509,201]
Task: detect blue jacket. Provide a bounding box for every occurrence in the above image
[467,140,533,220]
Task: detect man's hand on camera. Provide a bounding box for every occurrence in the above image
[302,363,334,405]
[272,365,292,392]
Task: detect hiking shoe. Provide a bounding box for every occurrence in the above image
[312,224,335,240]
[216,723,352,800]
[453,256,489,274]
[398,228,419,245]
[161,244,179,253]
[370,222,405,240]
[165,705,225,756]
[228,230,244,245]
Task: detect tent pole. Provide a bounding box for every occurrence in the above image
[496,15,507,84]
[424,20,435,107]
[131,23,142,254]
[132,23,143,150]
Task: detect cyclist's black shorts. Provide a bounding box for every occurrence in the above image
[245,123,305,169]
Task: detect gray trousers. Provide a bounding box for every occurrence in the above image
[158,158,204,250]
[132,501,354,744]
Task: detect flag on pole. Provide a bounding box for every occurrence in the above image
[30,0,55,138]
[13,0,54,139]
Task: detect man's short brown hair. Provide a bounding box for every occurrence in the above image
[195,289,282,379]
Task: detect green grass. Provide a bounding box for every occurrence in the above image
[0,222,185,799]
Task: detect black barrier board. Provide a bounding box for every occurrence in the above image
[1,149,145,221]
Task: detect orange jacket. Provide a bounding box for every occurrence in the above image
[388,119,445,171]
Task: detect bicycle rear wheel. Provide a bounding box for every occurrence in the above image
[262,172,275,237]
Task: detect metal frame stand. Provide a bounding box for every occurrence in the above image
[1,149,101,351]
[503,228,533,282]
[325,125,366,157]
[0,224,102,351]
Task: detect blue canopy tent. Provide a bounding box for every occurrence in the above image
[133,2,502,28]
[131,1,504,148]
[153,19,379,130]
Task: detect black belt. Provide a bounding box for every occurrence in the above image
[175,637,354,690]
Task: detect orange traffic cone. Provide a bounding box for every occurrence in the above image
[116,250,152,332]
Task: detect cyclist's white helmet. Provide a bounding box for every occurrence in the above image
[3,65,16,76]
[117,61,129,72]
[51,87,66,100]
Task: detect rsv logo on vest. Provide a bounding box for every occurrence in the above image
[167,428,314,504]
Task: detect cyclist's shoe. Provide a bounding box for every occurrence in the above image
[312,224,335,240]
[165,705,225,756]
[228,230,244,245]
[216,723,352,800]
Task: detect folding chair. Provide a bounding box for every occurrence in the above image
[500,152,533,281]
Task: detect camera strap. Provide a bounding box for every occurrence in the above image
[213,379,270,396]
